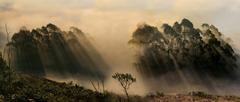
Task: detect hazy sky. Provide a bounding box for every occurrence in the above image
[1,0,240,58]
[0,0,240,94]
[0,0,240,32]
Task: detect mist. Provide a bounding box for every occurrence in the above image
[1,0,240,96]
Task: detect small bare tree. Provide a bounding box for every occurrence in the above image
[4,24,12,95]
[112,73,136,101]
[5,24,10,43]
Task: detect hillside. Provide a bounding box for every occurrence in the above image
[1,54,240,102]
[0,54,122,102]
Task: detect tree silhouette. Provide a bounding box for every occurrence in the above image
[0,52,16,99]
[112,73,136,101]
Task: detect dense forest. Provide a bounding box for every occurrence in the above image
[130,18,238,78]
[129,19,240,92]
[3,24,109,80]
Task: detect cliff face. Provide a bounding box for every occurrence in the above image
[4,24,109,80]
[129,19,238,82]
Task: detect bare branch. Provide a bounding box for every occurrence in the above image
[90,80,98,92]
[4,24,10,43]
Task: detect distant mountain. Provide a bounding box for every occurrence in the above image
[130,18,239,80]
[3,24,109,80]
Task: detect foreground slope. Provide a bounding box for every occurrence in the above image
[0,54,240,102]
